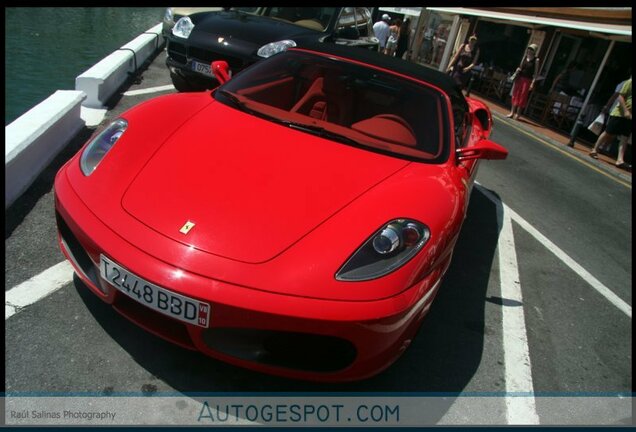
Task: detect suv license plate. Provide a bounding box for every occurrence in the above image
[191,60,213,76]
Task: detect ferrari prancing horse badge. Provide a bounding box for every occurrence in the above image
[179,221,195,234]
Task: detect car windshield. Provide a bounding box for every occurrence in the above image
[261,7,337,32]
[214,50,450,163]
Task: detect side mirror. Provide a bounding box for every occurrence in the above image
[456,139,508,161]
[211,60,231,84]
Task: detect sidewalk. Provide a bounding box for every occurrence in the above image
[470,94,632,185]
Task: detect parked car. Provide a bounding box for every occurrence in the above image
[54,42,507,381]
[166,7,379,92]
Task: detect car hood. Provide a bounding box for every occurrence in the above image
[189,11,323,51]
[121,102,410,264]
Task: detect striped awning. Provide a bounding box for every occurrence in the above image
[427,7,631,41]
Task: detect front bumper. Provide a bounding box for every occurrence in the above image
[54,168,446,382]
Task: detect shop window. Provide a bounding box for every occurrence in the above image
[416,12,454,67]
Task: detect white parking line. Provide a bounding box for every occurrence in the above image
[122,84,175,96]
[505,205,632,318]
[498,207,539,424]
[479,183,631,424]
[478,184,632,318]
[5,261,74,319]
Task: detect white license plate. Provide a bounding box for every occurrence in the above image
[191,60,213,76]
[100,255,210,328]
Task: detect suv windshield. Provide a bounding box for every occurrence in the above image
[214,50,450,163]
[261,7,337,32]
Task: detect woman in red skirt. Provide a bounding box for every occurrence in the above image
[507,44,540,120]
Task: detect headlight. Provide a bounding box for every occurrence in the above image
[172,16,194,39]
[80,119,127,176]
[336,219,430,281]
[164,7,174,23]
[257,40,296,58]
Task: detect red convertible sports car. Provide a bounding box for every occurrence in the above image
[54,42,507,381]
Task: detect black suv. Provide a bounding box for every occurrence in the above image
[166,7,379,92]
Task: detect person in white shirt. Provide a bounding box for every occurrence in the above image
[373,14,391,53]
[590,77,632,168]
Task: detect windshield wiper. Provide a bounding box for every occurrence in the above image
[217,90,288,123]
[279,120,362,146]
[217,90,251,113]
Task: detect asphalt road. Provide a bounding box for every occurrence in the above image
[4,49,632,425]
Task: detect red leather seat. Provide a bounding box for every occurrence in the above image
[351,114,417,147]
[290,73,352,125]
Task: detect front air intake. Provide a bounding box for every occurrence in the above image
[202,328,357,372]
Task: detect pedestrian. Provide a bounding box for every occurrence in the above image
[588,78,627,152]
[446,35,480,91]
[431,26,447,65]
[419,28,434,63]
[589,77,632,168]
[395,18,411,59]
[373,14,391,54]
[507,43,540,120]
[385,19,400,56]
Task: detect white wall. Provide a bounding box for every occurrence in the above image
[5,91,85,209]
[5,23,163,210]
[76,23,164,108]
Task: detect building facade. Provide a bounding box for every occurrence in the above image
[380,7,631,146]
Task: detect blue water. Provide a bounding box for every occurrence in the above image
[5,7,164,125]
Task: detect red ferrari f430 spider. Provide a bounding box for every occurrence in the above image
[54,42,507,381]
